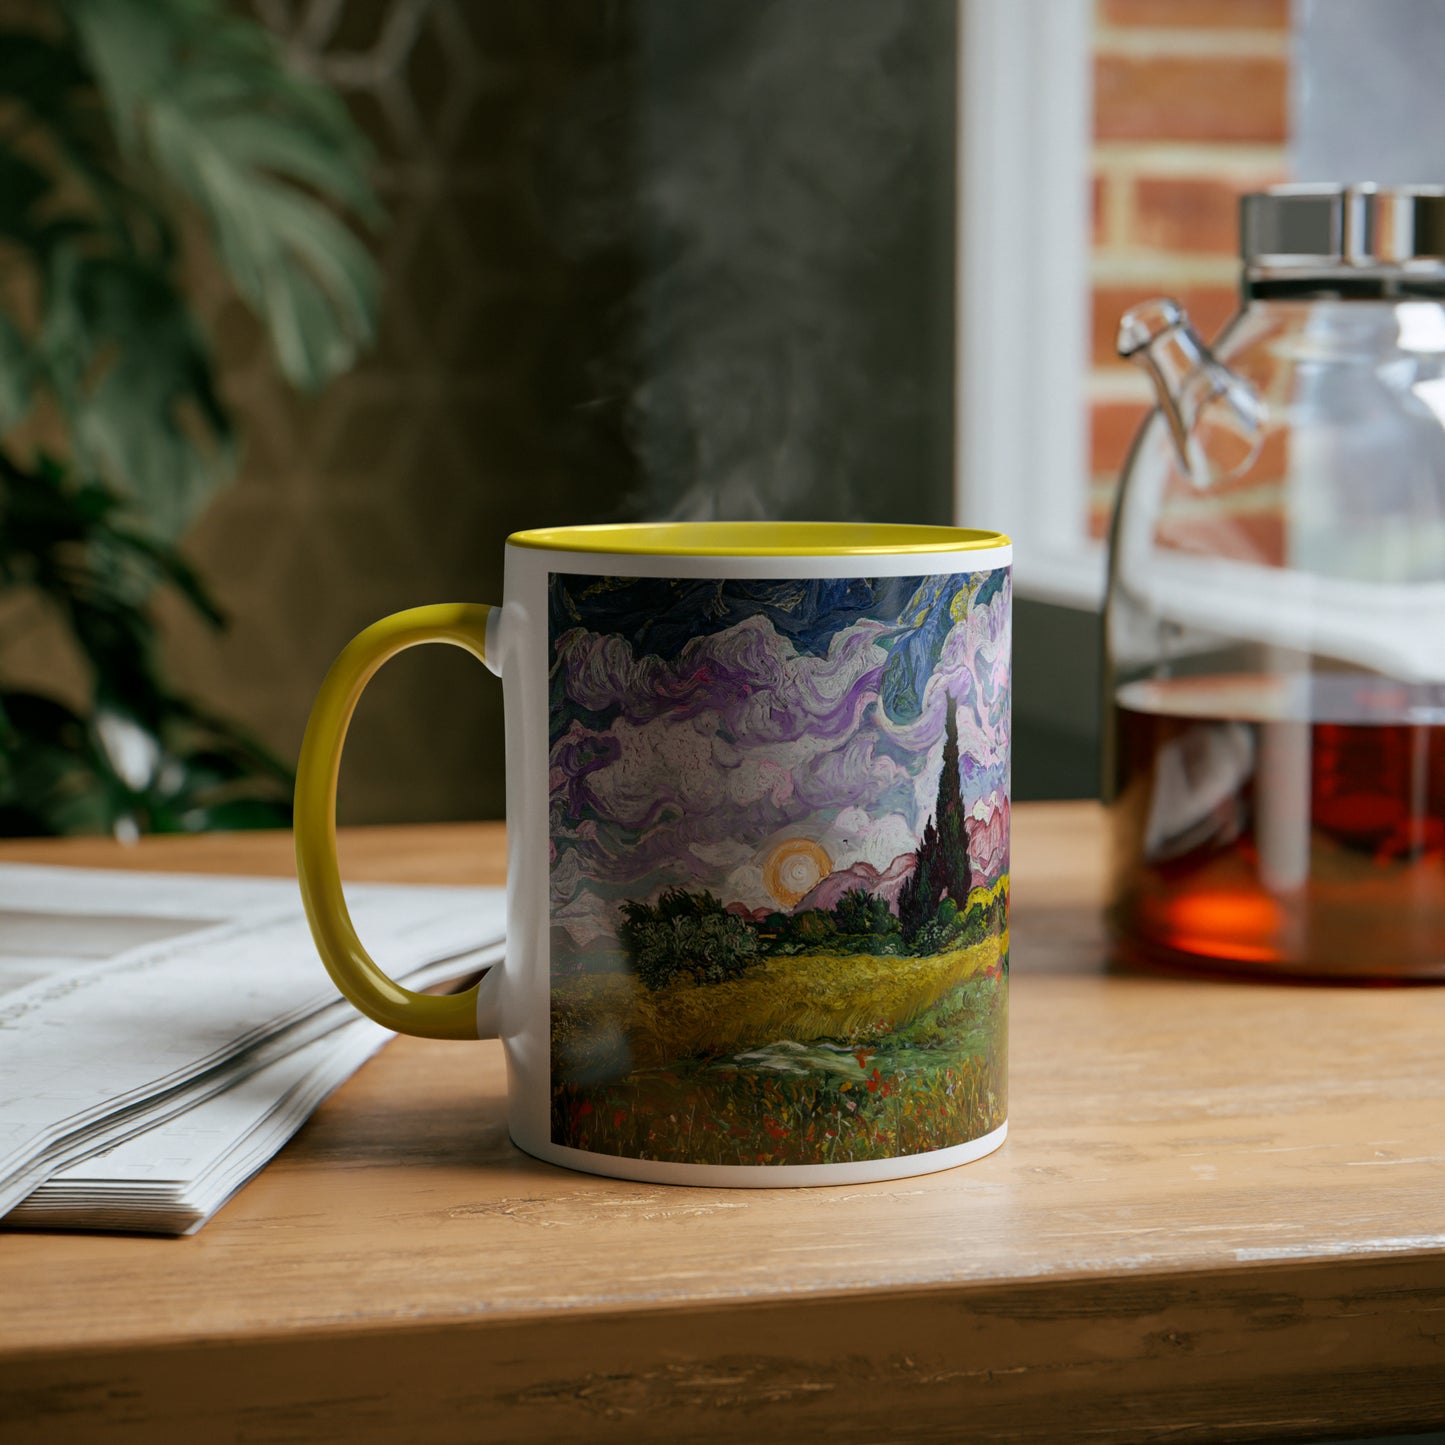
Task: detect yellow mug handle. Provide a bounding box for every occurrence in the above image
[294,602,496,1040]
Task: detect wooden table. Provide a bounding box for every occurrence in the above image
[2,804,1443,1443]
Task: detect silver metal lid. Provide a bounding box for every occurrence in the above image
[1241,184,1445,270]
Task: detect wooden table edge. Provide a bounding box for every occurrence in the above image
[6,1252,1444,1442]
[8,1240,1445,1362]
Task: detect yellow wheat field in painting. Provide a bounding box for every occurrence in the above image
[552,926,1007,1072]
[970,875,1008,912]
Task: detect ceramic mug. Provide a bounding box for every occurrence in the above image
[295,522,1012,1186]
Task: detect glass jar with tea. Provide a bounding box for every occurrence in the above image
[1106,184,1445,980]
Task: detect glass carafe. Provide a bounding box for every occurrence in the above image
[1105,184,1445,980]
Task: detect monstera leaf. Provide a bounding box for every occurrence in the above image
[38,247,235,538]
[66,0,381,392]
[0,0,380,534]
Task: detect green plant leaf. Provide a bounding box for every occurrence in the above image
[0,314,32,428]
[0,451,223,740]
[0,149,52,244]
[37,246,234,536]
[0,683,296,838]
[0,33,91,122]
[65,0,382,391]
[0,690,118,836]
[106,524,224,627]
[0,26,160,257]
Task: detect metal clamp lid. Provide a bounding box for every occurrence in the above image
[1241,184,1445,270]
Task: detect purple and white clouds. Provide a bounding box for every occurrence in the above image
[550,571,1010,946]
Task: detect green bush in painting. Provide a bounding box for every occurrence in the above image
[833,887,902,943]
[911,892,1004,957]
[618,888,761,991]
[774,907,839,951]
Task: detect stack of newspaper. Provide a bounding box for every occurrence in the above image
[0,863,505,1235]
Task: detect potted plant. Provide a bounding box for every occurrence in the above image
[0,0,379,835]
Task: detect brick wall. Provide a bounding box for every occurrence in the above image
[1087,0,1290,538]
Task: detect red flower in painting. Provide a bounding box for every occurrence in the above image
[762,1117,788,1141]
[575,1099,594,1118]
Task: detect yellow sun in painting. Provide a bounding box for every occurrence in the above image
[762,837,833,908]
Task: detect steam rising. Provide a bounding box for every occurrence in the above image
[538,0,954,521]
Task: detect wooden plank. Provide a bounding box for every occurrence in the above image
[5,1255,1444,1444]
[3,804,1443,1441]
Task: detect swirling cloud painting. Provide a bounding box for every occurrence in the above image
[547,568,1010,1166]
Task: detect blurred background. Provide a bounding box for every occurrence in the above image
[0,0,1437,834]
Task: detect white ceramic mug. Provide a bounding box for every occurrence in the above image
[295,521,1012,1186]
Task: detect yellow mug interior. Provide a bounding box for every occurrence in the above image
[506,521,1010,557]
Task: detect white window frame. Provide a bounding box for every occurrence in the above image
[955,0,1105,610]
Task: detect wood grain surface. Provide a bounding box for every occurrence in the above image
[2,804,1443,1443]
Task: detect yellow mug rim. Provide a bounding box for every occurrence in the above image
[506,521,1011,558]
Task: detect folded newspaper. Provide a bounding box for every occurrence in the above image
[0,863,505,1235]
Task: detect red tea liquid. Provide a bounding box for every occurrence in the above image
[1110,674,1445,979]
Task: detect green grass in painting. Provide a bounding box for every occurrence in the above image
[550,938,1008,1165]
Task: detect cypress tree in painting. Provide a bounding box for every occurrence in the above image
[935,693,969,905]
[899,695,973,942]
[898,815,938,940]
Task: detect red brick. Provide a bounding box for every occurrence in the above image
[1231,426,1288,486]
[1101,420,1287,500]
[1157,508,1285,565]
[1095,55,1288,143]
[1091,400,1152,476]
[1155,417,1289,494]
[1093,480,1286,561]
[1093,174,1107,245]
[1101,0,1290,28]
[1134,175,1275,254]
[1092,284,1240,368]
